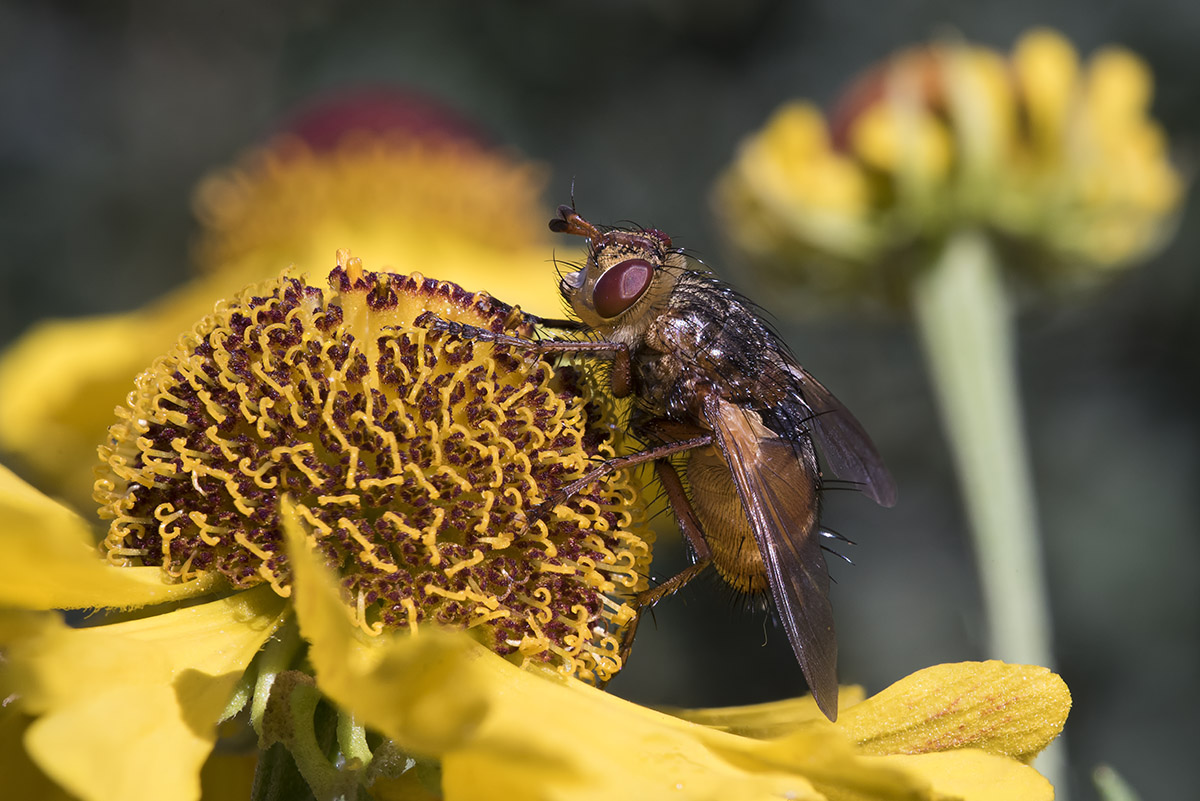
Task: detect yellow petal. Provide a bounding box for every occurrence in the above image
[0,315,159,506]
[9,584,285,713]
[26,688,215,801]
[665,686,867,739]
[0,464,220,609]
[283,504,927,800]
[1085,47,1152,129]
[1012,28,1080,152]
[870,749,1053,801]
[6,585,286,801]
[737,723,928,801]
[837,661,1070,762]
[0,275,248,507]
[723,102,877,262]
[850,104,952,182]
[759,102,835,162]
[946,47,1017,174]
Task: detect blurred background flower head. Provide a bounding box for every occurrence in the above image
[192,87,559,312]
[0,88,560,509]
[714,28,1183,306]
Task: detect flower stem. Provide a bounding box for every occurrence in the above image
[251,616,303,737]
[337,712,373,768]
[911,228,1065,791]
[911,228,1052,665]
[1094,765,1142,801]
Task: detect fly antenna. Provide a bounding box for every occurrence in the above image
[550,204,603,243]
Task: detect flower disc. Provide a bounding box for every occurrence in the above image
[94,252,651,682]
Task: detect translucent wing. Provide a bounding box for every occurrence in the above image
[705,394,839,721]
[785,362,897,508]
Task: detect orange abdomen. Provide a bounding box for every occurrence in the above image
[685,445,770,594]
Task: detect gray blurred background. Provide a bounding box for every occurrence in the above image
[1,1,1196,798]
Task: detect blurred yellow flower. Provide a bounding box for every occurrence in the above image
[714,27,1182,302]
[191,134,556,305]
[0,118,559,508]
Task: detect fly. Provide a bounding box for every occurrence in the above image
[419,205,896,721]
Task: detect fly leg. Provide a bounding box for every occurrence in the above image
[512,417,718,676]
[413,312,634,396]
[615,458,714,670]
[569,418,718,671]
[525,433,712,527]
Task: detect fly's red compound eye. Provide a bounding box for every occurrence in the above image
[593,258,653,318]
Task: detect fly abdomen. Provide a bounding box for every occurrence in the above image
[684,444,770,595]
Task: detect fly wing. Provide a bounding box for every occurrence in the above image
[784,362,897,508]
[705,394,839,721]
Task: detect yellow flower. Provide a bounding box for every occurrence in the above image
[0,126,559,508]
[714,27,1183,302]
[1,256,653,801]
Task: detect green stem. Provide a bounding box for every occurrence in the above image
[337,712,373,769]
[911,228,1052,665]
[251,615,303,737]
[911,228,1065,792]
[1094,765,1142,801]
